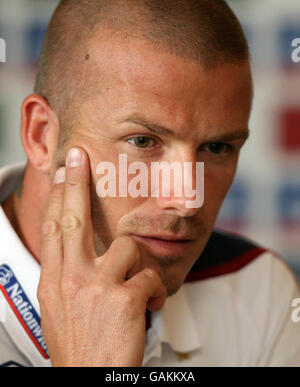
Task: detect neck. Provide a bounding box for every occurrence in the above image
[2,165,51,264]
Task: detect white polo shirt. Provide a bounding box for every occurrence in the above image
[0,162,300,367]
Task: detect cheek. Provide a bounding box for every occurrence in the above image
[204,164,237,217]
[91,171,149,238]
[90,151,153,230]
[97,197,137,229]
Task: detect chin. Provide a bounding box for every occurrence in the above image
[141,258,187,298]
[161,272,183,297]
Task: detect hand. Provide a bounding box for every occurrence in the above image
[38,147,167,367]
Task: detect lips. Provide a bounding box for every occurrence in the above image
[130,233,195,256]
[131,233,194,241]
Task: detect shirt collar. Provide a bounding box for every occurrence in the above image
[0,162,50,366]
[147,283,202,360]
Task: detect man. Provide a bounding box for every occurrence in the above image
[0,0,299,367]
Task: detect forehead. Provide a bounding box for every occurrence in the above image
[86,32,253,132]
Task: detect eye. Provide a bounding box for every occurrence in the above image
[127,136,156,149]
[203,142,233,154]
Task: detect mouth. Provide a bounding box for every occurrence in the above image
[130,233,196,257]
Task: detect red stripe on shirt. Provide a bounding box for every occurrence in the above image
[185,247,266,283]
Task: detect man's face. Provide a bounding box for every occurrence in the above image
[56,34,253,296]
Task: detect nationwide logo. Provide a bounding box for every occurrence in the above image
[0,266,13,286]
[0,264,49,359]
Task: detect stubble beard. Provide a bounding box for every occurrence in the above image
[90,186,208,298]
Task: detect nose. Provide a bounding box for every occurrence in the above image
[152,152,204,217]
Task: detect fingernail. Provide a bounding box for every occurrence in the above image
[67,148,83,168]
[54,167,66,184]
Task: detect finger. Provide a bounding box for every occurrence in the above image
[100,236,142,283]
[126,268,167,313]
[40,167,66,277]
[61,147,96,271]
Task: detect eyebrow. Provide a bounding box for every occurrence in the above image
[120,114,250,143]
[120,114,175,137]
[206,131,250,143]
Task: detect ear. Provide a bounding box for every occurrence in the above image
[20,94,60,174]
